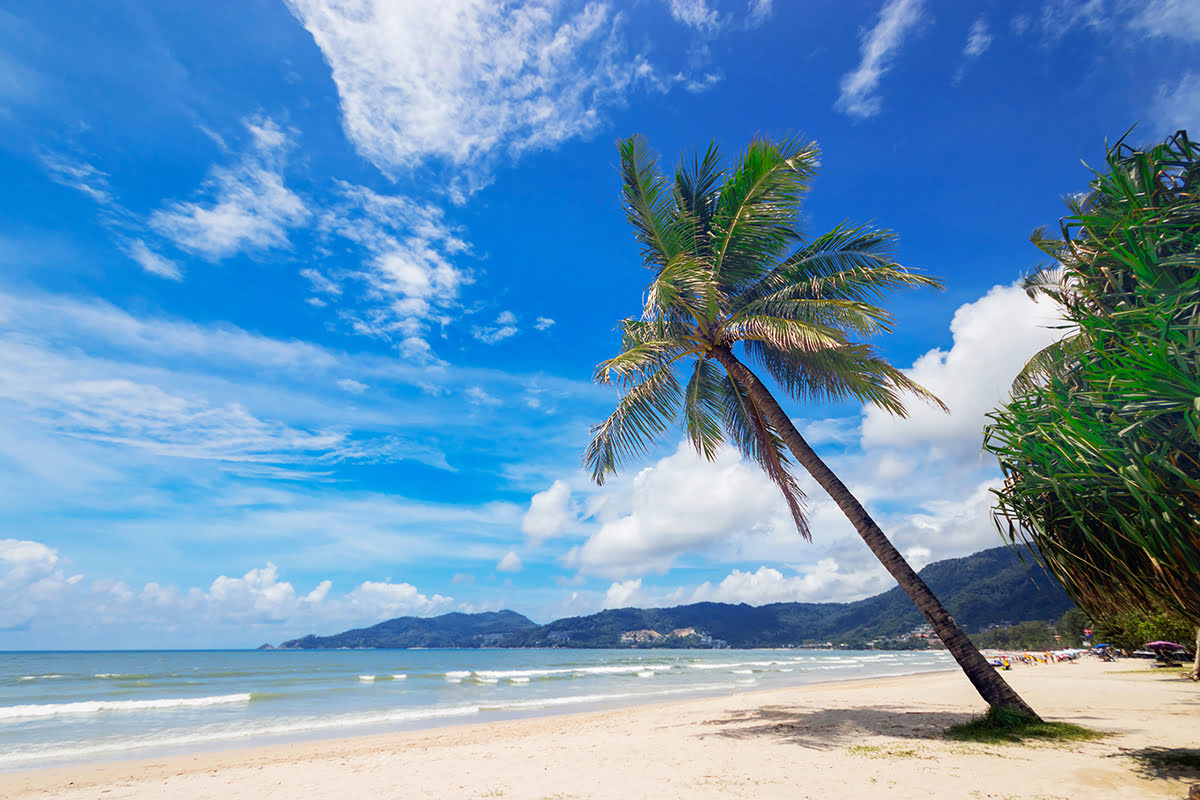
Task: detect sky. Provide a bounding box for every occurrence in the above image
[0,0,1197,649]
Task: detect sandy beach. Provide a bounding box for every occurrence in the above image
[3,658,1196,800]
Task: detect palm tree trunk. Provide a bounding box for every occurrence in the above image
[711,345,1040,719]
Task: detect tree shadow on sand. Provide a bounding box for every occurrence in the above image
[1121,746,1200,781]
[697,705,978,749]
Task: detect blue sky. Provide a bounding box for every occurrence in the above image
[0,0,1196,649]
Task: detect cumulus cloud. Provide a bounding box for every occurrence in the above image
[496,551,523,573]
[860,281,1065,465]
[0,539,82,630]
[1,538,456,640]
[568,444,790,577]
[835,0,925,119]
[603,577,644,608]
[534,317,556,331]
[522,480,576,543]
[465,386,501,407]
[285,0,659,196]
[150,118,308,261]
[337,378,368,394]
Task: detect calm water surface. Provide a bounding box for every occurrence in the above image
[0,648,953,771]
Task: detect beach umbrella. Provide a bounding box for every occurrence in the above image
[1144,641,1185,651]
[1092,643,1110,648]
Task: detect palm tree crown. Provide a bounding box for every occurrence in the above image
[587,135,943,533]
[587,134,1040,718]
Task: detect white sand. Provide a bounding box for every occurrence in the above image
[3,659,1197,799]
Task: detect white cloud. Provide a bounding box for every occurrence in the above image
[496,551,523,573]
[860,282,1065,465]
[835,0,925,119]
[5,543,454,635]
[692,558,897,605]
[38,152,113,204]
[473,311,520,345]
[523,479,575,543]
[1149,72,1200,135]
[569,443,789,577]
[465,386,501,407]
[963,16,992,58]
[603,577,644,608]
[666,0,722,32]
[336,378,368,394]
[0,539,81,630]
[124,239,182,281]
[534,317,556,331]
[315,183,470,355]
[285,0,658,196]
[150,117,308,261]
[343,579,453,620]
[1129,0,1200,42]
[747,0,772,27]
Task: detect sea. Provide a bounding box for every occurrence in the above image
[0,648,954,772]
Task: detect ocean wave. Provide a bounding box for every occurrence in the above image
[0,693,252,722]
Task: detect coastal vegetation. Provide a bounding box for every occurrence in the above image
[585,135,1038,717]
[984,130,1200,679]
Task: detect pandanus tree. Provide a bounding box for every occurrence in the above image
[985,130,1200,679]
[587,134,1039,717]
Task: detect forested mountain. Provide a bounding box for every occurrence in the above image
[278,546,1072,650]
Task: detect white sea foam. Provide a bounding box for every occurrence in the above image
[509,677,531,684]
[392,674,407,680]
[357,675,375,682]
[0,703,483,769]
[637,671,654,678]
[0,693,252,722]
[444,671,471,681]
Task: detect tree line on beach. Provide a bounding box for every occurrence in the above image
[587,127,1200,723]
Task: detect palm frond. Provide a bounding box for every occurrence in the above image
[745,340,947,417]
[723,315,847,353]
[683,356,725,461]
[1009,333,1087,394]
[586,361,682,485]
[710,136,820,292]
[720,373,810,539]
[619,135,681,270]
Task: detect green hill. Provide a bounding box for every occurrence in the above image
[278,545,1072,649]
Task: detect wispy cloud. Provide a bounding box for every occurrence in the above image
[38,151,113,204]
[1129,0,1200,42]
[953,16,992,86]
[285,0,663,198]
[1149,72,1200,134]
[150,118,309,261]
[665,0,722,32]
[835,0,926,119]
[124,239,182,281]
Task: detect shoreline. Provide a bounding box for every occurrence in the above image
[4,658,1197,799]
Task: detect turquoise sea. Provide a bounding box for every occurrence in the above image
[0,648,954,772]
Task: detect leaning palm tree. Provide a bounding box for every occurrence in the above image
[586,134,1039,718]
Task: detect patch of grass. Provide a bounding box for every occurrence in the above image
[846,744,924,759]
[945,707,1107,745]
